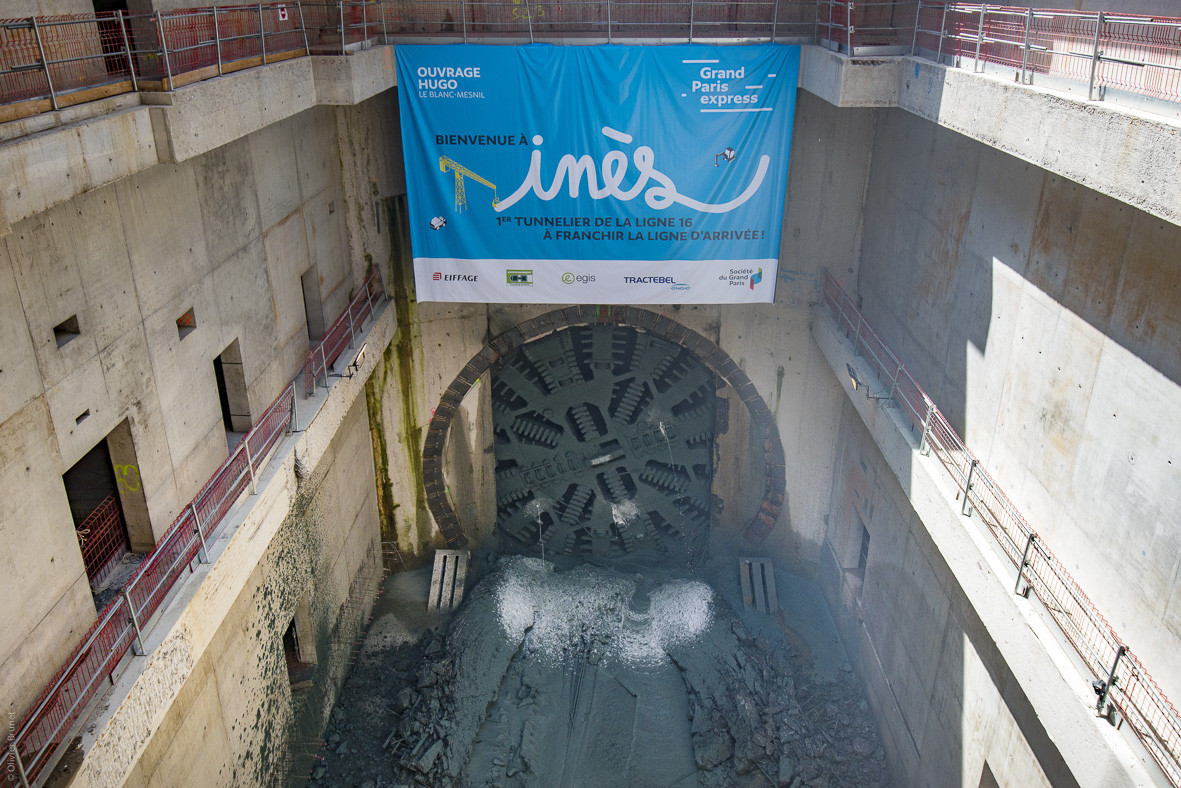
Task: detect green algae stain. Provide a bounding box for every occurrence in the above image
[366,342,401,555]
[389,242,432,558]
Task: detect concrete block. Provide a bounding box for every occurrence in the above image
[44,353,110,469]
[0,243,42,425]
[292,106,339,203]
[194,137,263,267]
[248,117,302,232]
[313,46,397,106]
[157,58,317,164]
[262,210,314,352]
[64,189,142,353]
[0,106,158,236]
[117,161,212,319]
[6,212,96,391]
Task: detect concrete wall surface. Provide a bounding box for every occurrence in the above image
[0,103,355,722]
[69,337,387,786]
[855,105,1181,725]
[799,49,1181,229]
[813,308,1154,788]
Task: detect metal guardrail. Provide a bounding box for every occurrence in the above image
[2,2,1180,122]
[0,256,382,786]
[0,271,387,786]
[1,382,295,787]
[75,494,128,588]
[911,3,1181,105]
[821,271,1181,787]
[302,267,383,398]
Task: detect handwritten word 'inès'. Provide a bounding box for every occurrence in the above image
[495,128,770,214]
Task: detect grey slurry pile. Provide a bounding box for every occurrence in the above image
[310,556,889,787]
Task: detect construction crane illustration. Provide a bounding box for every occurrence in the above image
[439,156,499,212]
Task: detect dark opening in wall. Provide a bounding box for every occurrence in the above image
[176,308,196,339]
[301,267,325,343]
[857,519,871,577]
[54,315,80,348]
[284,598,316,690]
[213,339,251,441]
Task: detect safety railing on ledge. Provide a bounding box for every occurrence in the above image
[1,272,386,787]
[1,382,295,788]
[302,267,383,398]
[821,271,1181,787]
[3,2,1180,123]
[911,3,1181,105]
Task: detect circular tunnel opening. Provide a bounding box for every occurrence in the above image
[491,324,719,565]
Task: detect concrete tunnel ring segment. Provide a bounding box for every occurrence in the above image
[422,305,788,549]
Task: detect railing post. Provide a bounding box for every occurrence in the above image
[191,503,209,563]
[462,0,468,43]
[525,0,534,43]
[346,302,356,348]
[771,0,778,43]
[606,0,611,43]
[213,7,223,76]
[961,458,978,516]
[909,0,921,55]
[244,439,258,495]
[846,0,852,55]
[30,17,58,111]
[288,387,298,435]
[1096,645,1126,715]
[156,11,174,90]
[1014,532,1036,596]
[919,401,934,455]
[9,743,31,788]
[380,0,388,42]
[296,1,310,55]
[1019,7,1032,84]
[339,0,346,55]
[1087,11,1103,101]
[361,0,367,46]
[122,590,146,656]
[689,0,695,43]
[974,3,986,72]
[936,2,947,62]
[258,3,268,64]
[887,362,902,402]
[319,344,329,389]
[117,12,138,91]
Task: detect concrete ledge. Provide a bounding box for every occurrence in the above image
[152,57,318,163]
[313,44,397,106]
[799,47,1181,228]
[811,305,1155,787]
[69,300,396,787]
[0,105,159,238]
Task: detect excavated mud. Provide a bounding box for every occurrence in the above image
[311,557,889,787]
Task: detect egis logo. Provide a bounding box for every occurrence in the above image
[749,267,763,289]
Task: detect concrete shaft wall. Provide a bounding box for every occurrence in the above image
[855,106,1181,702]
[118,396,381,787]
[822,397,1055,788]
[0,103,355,722]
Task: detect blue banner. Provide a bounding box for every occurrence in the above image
[396,44,799,304]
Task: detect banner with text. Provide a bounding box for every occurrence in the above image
[395,44,799,304]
